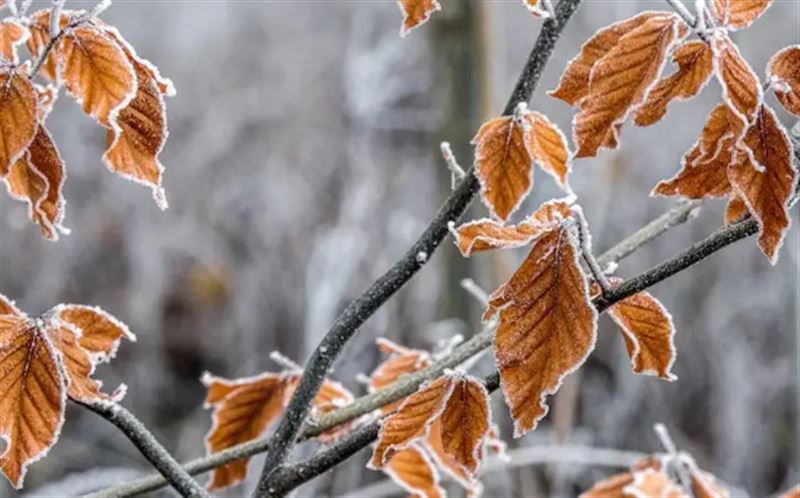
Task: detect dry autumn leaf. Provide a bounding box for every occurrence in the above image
[58,25,136,127]
[0,297,133,488]
[712,33,763,125]
[598,279,677,381]
[5,125,68,240]
[652,104,741,199]
[573,14,685,157]
[525,111,572,190]
[473,113,534,222]
[202,372,293,490]
[580,471,634,498]
[0,67,37,175]
[425,419,483,496]
[712,0,773,30]
[624,468,687,498]
[490,223,598,436]
[728,105,797,264]
[767,45,800,116]
[369,375,455,469]
[550,12,665,108]
[438,375,490,479]
[368,338,430,414]
[384,445,445,498]
[0,20,28,64]
[725,195,748,224]
[635,41,714,126]
[396,0,440,37]
[101,26,173,209]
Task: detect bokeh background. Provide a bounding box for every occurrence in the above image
[1,0,798,497]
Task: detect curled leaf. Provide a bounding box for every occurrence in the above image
[491,224,598,436]
[635,41,714,126]
[728,106,797,264]
[573,14,684,158]
[5,126,68,240]
[54,304,135,362]
[439,375,490,479]
[767,45,800,116]
[452,218,541,256]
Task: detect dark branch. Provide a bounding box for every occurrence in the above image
[265,216,762,495]
[78,401,209,498]
[251,1,584,495]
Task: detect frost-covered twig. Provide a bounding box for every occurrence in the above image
[665,0,697,27]
[441,142,465,190]
[460,277,491,305]
[654,423,694,496]
[573,207,612,295]
[250,2,585,496]
[88,196,701,498]
[6,0,19,17]
[77,401,209,498]
[49,0,66,38]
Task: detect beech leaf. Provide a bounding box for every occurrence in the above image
[368,338,430,414]
[384,445,445,498]
[0,20,28,64]
[396,0,440,37]
[712,0,773,30]
[0,68,37,175]
[767,45,800,116]
[635,41,714,127]
[712,33,763,125]
[525,111,572,190]
[438,375,491,479]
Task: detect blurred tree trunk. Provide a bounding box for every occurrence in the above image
[432,0,491,324]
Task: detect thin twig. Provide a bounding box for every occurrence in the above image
[77,401,209,498]
[460,278,491,305]
[572,206,612,295]
[441,142,465,190]
[665,0,697,27]
[250,2,585,496]
[88,197,699,498]
[654,423,694,496]
[49,0,65,38]
[6,0,19,17]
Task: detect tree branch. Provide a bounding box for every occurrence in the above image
[77,401,209,498]
[87,197,698,498]
[250,1,585,496]
[264,216,763,496]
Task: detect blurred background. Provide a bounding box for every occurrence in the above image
[1,0,797,496]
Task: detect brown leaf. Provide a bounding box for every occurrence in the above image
[550,12,666,108]
[383,445,445,498]
[652,104,742,199]
[58,25,136,127]
[602,279,677,381]
[525,111,572,190]
[0,20,28,64]
[624,468,687,498]
[49,325,112,403]
[574,14,684,158]
[491,225,598,436]
[767,45,800,116]
[4,126,67,240]
[370,376,455,469]
[53,304,135,362]
[580,471,634,498]
[453,199,573,257]
[0,316,66,489]
[439,375,490,478]
[0,294,22,316]
[712,0,773,30]
[425,419,483,496]
[369,338,430,414]
[101,26,173,209]
[0,68,37,175]
[725,195,748,224]
[201,372,293,490]
[712,34,762,125]
[635,41,714,126]
[728,105,797,263]
[396,0,440,37]
[473,114,534,221]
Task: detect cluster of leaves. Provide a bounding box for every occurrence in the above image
[453,200,676,439]
[395,0,552,37]
[0,4,174,240]
[550,1,798,263]
[0,296,134,488]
